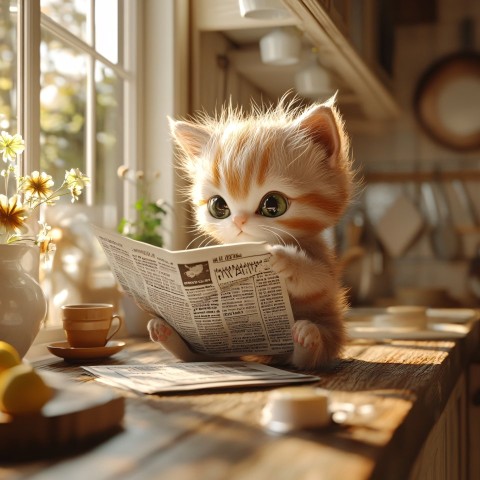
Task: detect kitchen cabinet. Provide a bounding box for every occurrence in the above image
[191,0,401,122]
[409,374,468,480]
[468,361,480,479]
[282,0,399,121]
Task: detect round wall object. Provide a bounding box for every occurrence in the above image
[414,52,480,151]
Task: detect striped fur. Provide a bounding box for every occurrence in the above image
[170,97,354,370]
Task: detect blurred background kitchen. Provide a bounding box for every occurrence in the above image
[2,0,480,330]
[188,6,480,472]
[190,0,480,310]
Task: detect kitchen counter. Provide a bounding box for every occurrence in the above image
[1,312,479,480]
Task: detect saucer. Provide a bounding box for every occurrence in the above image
[47,340,126,361]
[346,307,477,340]
[346,322,469,340]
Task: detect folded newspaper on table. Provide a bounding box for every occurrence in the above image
[91,225,295,357]
[83,362,320,394]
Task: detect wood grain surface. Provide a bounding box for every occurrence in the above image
[1,317,478,480]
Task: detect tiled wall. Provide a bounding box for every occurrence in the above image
[344,0,480,306]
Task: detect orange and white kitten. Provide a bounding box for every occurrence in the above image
[148,97,354,370]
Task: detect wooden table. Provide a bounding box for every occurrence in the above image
[1,317,479,480]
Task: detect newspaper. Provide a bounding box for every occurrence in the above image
[83,362,320,394]
[91,225,295,357]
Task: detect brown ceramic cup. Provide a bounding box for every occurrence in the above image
[61,303,122,348]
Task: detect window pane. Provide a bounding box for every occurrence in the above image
[41,0,90,44]
[0,0,18,131]
[40,29,87,198]
[95,63,122,207]
[95,0,118,64]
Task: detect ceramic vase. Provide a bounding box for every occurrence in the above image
[0,244,47,357]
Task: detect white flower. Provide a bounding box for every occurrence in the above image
[0,132,90,246]
[0,131,25,162]
[20,171,55,203]
[64,168,91,202]
[0,194,29,236]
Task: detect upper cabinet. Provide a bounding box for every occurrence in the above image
[283,0,400,122]
[192,0,401,125]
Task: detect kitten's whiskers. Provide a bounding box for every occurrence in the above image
[186,233,209,249]
[197,235,214,248]
[264,224,301,249]
[260,225,285,246]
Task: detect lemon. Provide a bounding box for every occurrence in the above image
[0,364,53,415]
[0,341,21,373]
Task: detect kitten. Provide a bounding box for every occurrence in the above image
[148,96,354,370]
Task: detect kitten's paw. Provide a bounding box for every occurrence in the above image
[267,244,299,279]
[291,320,324,370]
[292,320,321,350]
[148,317,174,343]
[147,317,208,362]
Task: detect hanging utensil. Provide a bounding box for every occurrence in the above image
[374,192,424,258]
[468,243,480,303]
[340,205,388,306]
[421,175,462,261]
[451,179,479,231]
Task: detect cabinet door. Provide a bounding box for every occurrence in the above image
[329,0,349,34]
[445,375,467,480]
[409,414,447,480]
[469,363,480,480]
[409,375,467,480]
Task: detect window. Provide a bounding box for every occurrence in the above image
[2,0,188,339]
[2,0,140,329]
[40,0,130,208]
[0,1,19,133]
[3,0,137,215]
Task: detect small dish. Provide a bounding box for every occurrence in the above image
[372,306,428,331]
[427,308,477,324]
[261,387,331,434]
[47,340,126,361]
[346,322,469,340]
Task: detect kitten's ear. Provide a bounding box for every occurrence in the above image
[168,117,211,158]
[296,100,342,168]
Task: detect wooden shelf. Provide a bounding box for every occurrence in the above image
[283,0,400,121]
[193,0,401,122]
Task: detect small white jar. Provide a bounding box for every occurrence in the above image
[259,28,301,66]
[261,386,331,433]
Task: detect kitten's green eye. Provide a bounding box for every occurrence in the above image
[207,195,231,219]
[258,192,289,217]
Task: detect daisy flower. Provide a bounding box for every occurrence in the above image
[20,171,54,203]
[0,131,90,245]
[65,168,91,202]
[0,194,29,236]
[0,131,25,162]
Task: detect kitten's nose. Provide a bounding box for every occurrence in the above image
[232,214,248,229]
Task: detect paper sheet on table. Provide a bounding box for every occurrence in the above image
[83,362,320,394]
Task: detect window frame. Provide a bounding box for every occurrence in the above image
[12,0,142,343]
[16,0,139,218]
[15,0,191,249]
[14,0,190,353]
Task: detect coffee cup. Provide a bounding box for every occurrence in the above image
[61,303,123,348]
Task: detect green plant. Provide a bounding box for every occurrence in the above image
[117,166,167,247]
